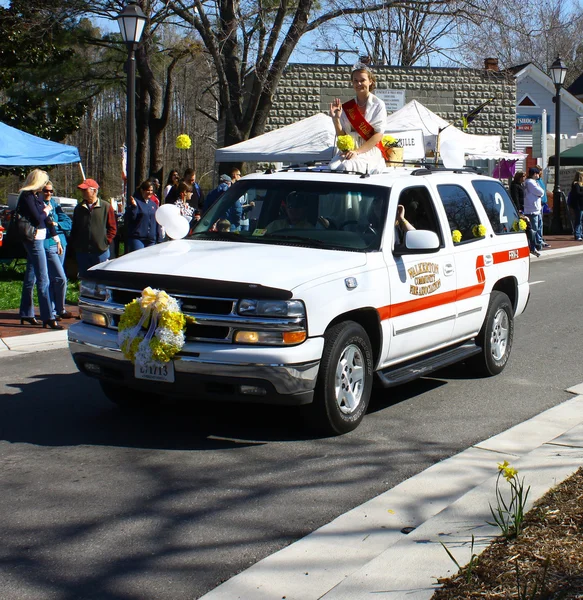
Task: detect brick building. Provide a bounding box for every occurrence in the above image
[266,61,516,151]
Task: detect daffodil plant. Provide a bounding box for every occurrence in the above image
[488,461,530,538]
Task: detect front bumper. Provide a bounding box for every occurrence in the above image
[68,322,324,406]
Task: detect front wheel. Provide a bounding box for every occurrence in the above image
[306,321,373,435]
[468,291,514,376]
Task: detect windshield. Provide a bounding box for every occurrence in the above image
[191,179,390,251]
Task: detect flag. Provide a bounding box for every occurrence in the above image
[121,144,127,180]
[462,98,494,131]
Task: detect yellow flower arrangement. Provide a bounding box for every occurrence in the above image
[337,135,355,152]
[512,219,527,232]
[472,223,487,238]
[452,230,462,243]
[118,286,195,366]
[176,134,192,150]
[382,134,401,149]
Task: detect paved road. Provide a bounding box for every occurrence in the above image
[0,253,581,600]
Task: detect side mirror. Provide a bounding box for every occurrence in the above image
[394,229,440,255]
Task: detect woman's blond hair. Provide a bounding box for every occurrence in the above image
[19,169,50,193]
[574,171,583,185]
[351,67,376,91]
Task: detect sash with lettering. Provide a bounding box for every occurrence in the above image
[342,99,389,161]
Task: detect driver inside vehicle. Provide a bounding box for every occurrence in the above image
[266,192,314,233]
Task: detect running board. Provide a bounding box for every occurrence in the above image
[375,341,482,388]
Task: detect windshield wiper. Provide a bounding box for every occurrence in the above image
[264,234,329,247]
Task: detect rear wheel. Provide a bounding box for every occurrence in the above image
[306,321,373,435]
[99,381,162,410]
[468,291,514,376]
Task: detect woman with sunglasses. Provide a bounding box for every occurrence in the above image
[19,182,74,325]
[17,169,63,329]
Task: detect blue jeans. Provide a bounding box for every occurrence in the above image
[526,213,543,249]
[126,238,156,253]
[76,249,110,278]
[19,239,53,322]
[572,209,583,239]
[46,244,67,314]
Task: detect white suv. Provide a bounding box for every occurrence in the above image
[68,166,530,434]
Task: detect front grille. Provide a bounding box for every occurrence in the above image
[81,285,304,346]
[109,288,235,316]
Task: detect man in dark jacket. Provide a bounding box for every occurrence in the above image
[202,174,231,212]
[70,178,117,277]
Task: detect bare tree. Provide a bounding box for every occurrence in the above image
[453,0,583,82]
[320,1,463,67]
[166,0,491,149]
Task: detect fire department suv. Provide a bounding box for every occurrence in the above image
[68,166,530,435]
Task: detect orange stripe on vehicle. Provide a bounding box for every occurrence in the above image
[376,247,527,321]
[492,246,530,263]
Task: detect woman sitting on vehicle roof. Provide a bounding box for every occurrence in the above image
[329,63,387,175]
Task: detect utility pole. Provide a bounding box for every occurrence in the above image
[353,26,399,65]
[315,46,359,65]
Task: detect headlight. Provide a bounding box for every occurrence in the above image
[238,299,305,317]
[79,280,107,300]
[234,330,307,345]
[79,309,108,327]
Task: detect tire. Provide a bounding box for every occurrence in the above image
[307,321,373,435]
[468,291,514,376]
[99,381,162,410]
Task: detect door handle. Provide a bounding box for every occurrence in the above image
[443,263,454,276]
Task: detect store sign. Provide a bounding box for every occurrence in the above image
[385,129,425,160]
[516,114,542,132]
[376,89,406,114]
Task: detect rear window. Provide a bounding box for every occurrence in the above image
[472,180,522,235]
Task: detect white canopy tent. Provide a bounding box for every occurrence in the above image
[214,113,336,164]
[214,100,523,167]
[385,100,523,161]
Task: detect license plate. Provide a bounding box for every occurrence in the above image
[134,360,175,383]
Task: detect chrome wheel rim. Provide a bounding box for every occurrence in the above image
[335,344,365,415]
[490,308,509,361]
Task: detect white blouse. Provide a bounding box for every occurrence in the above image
[331,93,388,174]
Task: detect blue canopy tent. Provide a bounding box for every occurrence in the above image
[0,122,82,261]
[0,121,81,166]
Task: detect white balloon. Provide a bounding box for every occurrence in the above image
[164,215,190,239]
[439,139,465,169]
[155,203,181,227]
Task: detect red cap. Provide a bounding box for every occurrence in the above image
[78,178,100,190]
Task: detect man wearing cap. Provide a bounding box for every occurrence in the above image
[202,174,231,212]
[70,178,117,277]
[523,167,545,252]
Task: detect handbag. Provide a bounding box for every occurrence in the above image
[9,203,37,243]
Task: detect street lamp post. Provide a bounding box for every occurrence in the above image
[117,1,146,208]
[550,55,568,234]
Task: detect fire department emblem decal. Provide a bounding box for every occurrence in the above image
[408,262,441,296]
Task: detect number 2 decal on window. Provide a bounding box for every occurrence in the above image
[495,192,508,224]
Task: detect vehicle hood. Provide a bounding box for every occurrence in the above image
[95,239,368,290]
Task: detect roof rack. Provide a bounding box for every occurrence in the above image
[267,164,371,177]
[410,166,483,176]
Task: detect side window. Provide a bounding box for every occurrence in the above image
[472,180,522,235]
[437,184,484,245]
[397,186,443,245]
